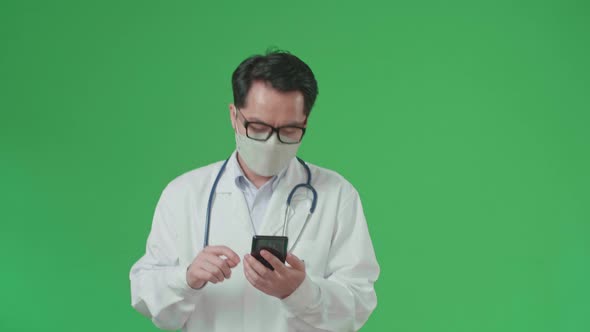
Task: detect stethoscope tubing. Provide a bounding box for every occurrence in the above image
[203,156,318,248]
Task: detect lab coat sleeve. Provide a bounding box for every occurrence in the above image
[281,188,380,331]
[129,187,202,330]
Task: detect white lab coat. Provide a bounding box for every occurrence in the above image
[129,151,380,331]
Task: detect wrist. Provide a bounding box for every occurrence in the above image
[281,272,306,299]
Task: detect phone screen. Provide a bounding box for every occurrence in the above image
[250,235,288,271]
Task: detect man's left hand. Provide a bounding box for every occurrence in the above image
[243,250,306,299]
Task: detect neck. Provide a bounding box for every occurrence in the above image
[236,153,272,189]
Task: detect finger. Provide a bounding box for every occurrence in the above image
[244,259,267,289]
[194,268,219,284]
[245,254,270,277]
[204,245,241,266]
[244,265,258,288]
[201,261,224,282]
[286,252,306,271]
[205,255,232,279]
[260,250,286,274]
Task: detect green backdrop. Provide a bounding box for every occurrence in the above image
[1,1,588,331]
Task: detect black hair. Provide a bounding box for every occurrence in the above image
[231,48,318,116]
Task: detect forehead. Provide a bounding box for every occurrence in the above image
[242,81,306,125]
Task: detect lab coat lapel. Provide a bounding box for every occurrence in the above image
[258,157,309,237]
[208,156,255,244]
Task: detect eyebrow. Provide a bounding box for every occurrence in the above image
[248,116,305,127]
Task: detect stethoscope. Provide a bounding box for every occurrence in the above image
[203,155,318,250]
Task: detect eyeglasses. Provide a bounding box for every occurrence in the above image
[235,107,306,144]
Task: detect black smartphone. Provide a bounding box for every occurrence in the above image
[250,235,288,271]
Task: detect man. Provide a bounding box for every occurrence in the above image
[129,50,380,331]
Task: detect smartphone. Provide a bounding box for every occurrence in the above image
[250,235,288,271]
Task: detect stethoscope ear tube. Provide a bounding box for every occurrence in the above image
[287,212,313,253]
[286,183,318,214]
[292,158,318,213]
[282,160,318,241]
[204,158,230,247]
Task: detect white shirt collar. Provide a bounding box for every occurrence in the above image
[229,150,290,192]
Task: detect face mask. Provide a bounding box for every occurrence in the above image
[235,130,301,177]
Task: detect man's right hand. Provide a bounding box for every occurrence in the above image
[186,245,241,289]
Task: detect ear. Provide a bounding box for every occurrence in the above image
[229,103,236,131]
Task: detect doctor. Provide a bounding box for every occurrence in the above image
[129,50,380,331]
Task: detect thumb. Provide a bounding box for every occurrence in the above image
[286,253,305,271]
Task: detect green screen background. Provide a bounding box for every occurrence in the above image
[1,1,588,331]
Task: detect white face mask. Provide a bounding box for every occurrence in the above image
[234,128,301,177]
